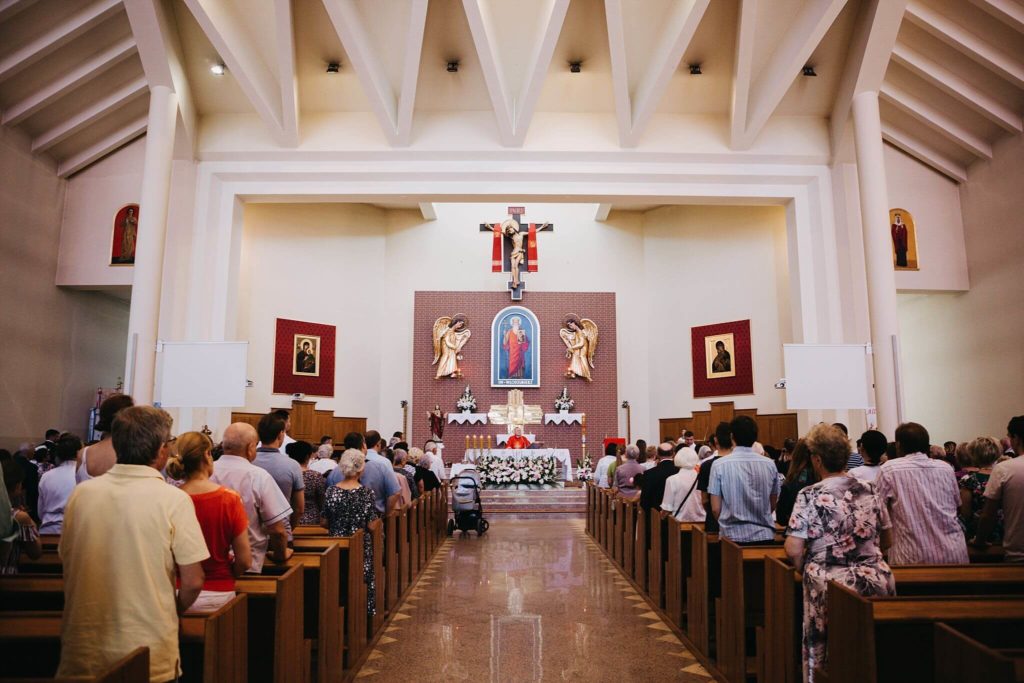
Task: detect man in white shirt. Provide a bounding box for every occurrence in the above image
[212,422,293,572]
[423,440,446,482]
[975,416,1024,561]
[593,443,618,489]
[309,441,338,475]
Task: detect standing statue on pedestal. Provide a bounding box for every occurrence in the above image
[432,314,471,379]
[559,315,599,381]
[428,404,445,442]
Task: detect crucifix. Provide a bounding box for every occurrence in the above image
[480,206,554,301]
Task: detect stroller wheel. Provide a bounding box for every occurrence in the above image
[477,518,489,535]
[446,519,455,536]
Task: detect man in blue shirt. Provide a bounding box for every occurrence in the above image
[327,431,401,515]
[254,412,305,533]
[708,415,780,543]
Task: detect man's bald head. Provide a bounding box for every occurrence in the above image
[222,422,258,460]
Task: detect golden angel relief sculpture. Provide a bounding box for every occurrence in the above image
[559,315,598,381]
[432,314,471,379]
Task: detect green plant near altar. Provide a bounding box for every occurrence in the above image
[477,454,558,488]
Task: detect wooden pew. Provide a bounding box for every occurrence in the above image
[826,586,1024,683]
[611,498,623,567]
[664,520,703,630]
[398,508,411,594]
[385,511,400,611]
[634,507,647,590]
[293,531,368,669]
[623,500,636,576]
[648,510,665,609]
[764,559,1024,683]
[686,525,721,658]
[0,595,248,683]
[286,542,343,683]
[585,484,594,536]
[934,622,1024,683]
[717,538,787,683]
[368,518,385,633]
[236,564,306,683]
[0,646,150,683]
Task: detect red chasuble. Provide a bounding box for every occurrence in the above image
[506,435,530,449]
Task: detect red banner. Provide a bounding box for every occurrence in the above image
[491,223,502,272]
[527,223,538,272]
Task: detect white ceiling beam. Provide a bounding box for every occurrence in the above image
[1,36,136,126]
[829,0,908,154]
[0,0,123,83]
[604,0,632,146]
[322,0,402,145]
[730,0,758,148]
[183,0,290,145]
[0,0,39,22]
[395,0,429,146]
[509,0,570,146]
[32,76,148,153]
[905,1,1024,89]
[56,115,148,178]
[891,43,1021,133]
[881,124,967,183]
[594,203,612,221]
[418,202,437,221]
[272,0,299,147]
[880,82,992,159]
[461,0,515,145]
[968,0,1024,34]
[123,0,198,154]
[624,0,709,147]
[736,0,848,149]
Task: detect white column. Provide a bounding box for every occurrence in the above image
[851,90,902,434]
[125,85,178,404]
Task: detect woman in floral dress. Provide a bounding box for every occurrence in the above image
[958,436,1003,542]
[323,449,380,616]
[785,424,895,683]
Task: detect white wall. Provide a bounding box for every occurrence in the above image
[898,133,1024,441]
[237,202,791,441]
[0,127,130,448]
[884,144,969,292]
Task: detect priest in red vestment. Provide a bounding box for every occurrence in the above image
[505,426,530,450]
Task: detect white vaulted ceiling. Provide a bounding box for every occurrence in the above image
[0,0,1021,180]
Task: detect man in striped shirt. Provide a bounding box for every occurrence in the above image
[708,415,780,544]
[874,422,968,565]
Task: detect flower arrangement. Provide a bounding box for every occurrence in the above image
[554,386,575,412]
[477,454,558,488]
[576,451,593,482]
[456,385,477,412]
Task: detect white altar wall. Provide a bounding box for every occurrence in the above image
[235,202,794,441]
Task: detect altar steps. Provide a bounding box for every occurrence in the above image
[469,488,587,515]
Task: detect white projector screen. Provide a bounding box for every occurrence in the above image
[156,341,248,408]
[783,344,872,410]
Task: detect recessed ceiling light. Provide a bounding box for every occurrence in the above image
[802,65,817,77]
[689,63,702,75]
[326,62,340,74]
[210,63,226,76]
[446,60,459,73]
[569,61,582,73]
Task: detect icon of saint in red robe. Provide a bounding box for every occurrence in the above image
[502,316,530,379]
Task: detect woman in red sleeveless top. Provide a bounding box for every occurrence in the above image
[167,432,252,612]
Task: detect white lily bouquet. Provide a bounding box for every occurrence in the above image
[554,387,575,412]
[478,454,558,488]
[456,385,477,412]
[576,452,593,482]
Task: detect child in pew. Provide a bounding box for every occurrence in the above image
[784,424,895,683]
[0,457,42,574]
[168,431,253,612]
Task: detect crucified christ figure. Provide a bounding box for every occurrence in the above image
[501,218,526,288]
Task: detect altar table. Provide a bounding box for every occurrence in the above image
[462,448,574,482]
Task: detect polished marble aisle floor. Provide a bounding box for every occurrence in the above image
[355,518,713,682]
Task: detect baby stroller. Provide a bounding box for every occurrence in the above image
[447,466,489,536]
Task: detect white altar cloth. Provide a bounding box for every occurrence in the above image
[463,448,574,481]
[544,412,583,425]
[447,412,488,425]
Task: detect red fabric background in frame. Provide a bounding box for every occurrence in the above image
[273,318,336,397]
[691,319,753,398]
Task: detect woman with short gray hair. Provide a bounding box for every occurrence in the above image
[323,449,379,616]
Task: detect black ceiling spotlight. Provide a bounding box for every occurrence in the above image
[689,63,702,75]
[326,61,340,74]
[447,60,460,73]
[569,60,582,73]
[802,64,817,77]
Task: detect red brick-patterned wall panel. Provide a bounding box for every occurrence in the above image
[413,292,618,464]
[690,319,753,398]
[273,318,336,397]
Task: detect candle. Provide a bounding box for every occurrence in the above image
[465,434,470,453]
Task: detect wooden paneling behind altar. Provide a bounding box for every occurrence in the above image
[659,401,798,448]
[231,400,366,444]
